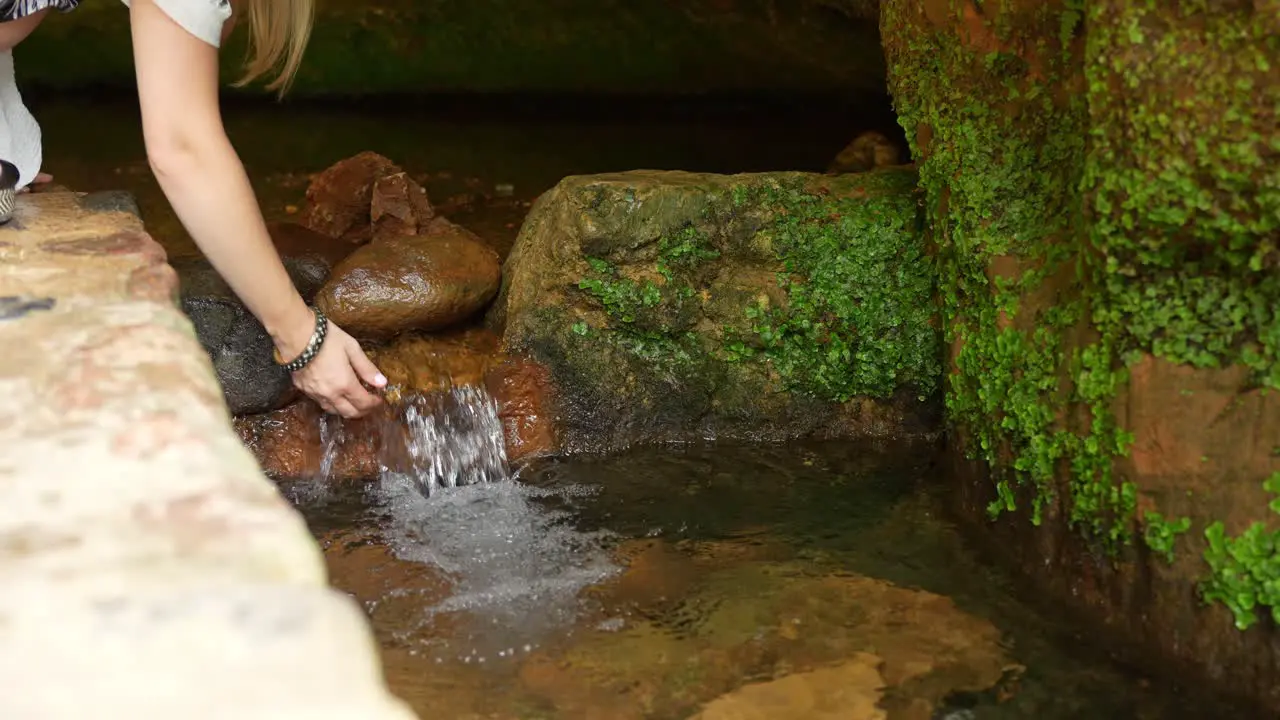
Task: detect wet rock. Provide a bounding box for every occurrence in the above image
[301,151,404,243]
[690,654,888,720]
[316,217,501,340]
[493,169,942,453]
[368,328,501,392]
[175,223,353,416]
[370,171,435,240]
[826,130,903,174]
[233,399,382,481]
[484,357,560,464]
[237,330,513,480]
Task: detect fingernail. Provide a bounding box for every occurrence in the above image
[374,373,387,386]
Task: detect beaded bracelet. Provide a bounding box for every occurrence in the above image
[273,307,329,373]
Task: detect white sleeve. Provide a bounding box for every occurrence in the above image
[118,0,233,48]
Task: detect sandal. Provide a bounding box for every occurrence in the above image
[0,160,17,225]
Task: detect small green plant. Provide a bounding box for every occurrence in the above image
[1142,511,1191,564]
[726,176,940,403]
[1200,473,1280,629]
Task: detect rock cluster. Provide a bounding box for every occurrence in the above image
[216,153,551,474]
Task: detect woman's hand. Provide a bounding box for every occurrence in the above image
[277,317,387,419]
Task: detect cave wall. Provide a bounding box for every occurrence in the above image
[882,0,1280,711]
[18,0,884,97]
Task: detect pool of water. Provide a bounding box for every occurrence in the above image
[282,440,1241,720]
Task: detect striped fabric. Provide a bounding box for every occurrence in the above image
[0,0,81,21]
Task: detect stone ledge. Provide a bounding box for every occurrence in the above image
[0,193,417,719]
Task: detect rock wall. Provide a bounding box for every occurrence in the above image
[881,0,1279,711]
[0,192,416,719]
[495,168,942,452]
[17,0,883,97]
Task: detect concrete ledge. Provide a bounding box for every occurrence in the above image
[0,193,417,719]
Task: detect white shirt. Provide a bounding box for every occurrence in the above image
[118,0,232,47]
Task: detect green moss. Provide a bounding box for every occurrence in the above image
[572,172,939,405]
[883,0,1276,563]
[725,173,939,402]
[1142,511,1192,564]
[1079,2,1279,620]
[1201,473,1280,630]
[1084,2,1279,387]
[882,0,1139,548]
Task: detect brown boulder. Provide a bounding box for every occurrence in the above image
[233,399,382,481]
[369,328,501,392]
[301,151,404,243]
[484,357,560,464]
[370,172,435,240]
[269,221,359,269]
[316,218,501,340]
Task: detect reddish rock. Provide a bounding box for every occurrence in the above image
[236,334,564,478]
[234,400,382,481]
[485,357,560,464]
[315,218,501,340]
[370,172,435,240]
[269,221,359,269]
[369,328,501,392]
[300,152,404,243]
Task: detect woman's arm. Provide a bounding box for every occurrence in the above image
[128,0,386,418]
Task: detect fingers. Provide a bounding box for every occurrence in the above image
[347,344,388,390]
[330,396,360,419]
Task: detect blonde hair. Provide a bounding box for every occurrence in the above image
[233,0,315,95]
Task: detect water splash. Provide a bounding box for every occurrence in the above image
[377,474,620,663]
[302,381,619,663]
[377,384,510,496]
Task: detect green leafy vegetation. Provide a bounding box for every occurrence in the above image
[725,175,939,402]
[1143,512,1192,564]
[572,173,939,405]
[880,0,1277,568]
[881,0,1139,548]
[1201,474,1280,630]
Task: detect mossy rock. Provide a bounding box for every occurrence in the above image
[494,168,941,452]
[17,0,885,96]
[882,0,1280,711]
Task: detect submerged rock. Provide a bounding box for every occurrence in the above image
[520,556,1014,720]
[493,168,941,452]
[316,217,501,340]
[690,655,888,720]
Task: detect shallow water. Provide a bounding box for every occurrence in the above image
[282,440,1243,720]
